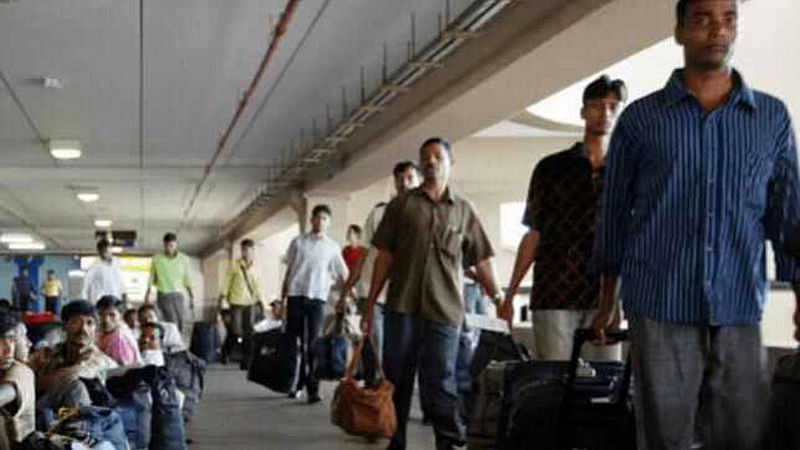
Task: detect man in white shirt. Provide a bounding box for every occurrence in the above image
[281,204,349,404]
[82,240,128,306]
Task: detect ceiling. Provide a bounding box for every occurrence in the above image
[0,0,476,254]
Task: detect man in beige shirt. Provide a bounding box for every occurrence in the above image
[367,137,509,450]
[219,239,262,369]
[0,310,35,447]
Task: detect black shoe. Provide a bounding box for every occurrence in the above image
[287,391,300,399]
[307,393,322,404]
[220,354,229,365]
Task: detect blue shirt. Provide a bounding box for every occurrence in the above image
[595,69,800,325]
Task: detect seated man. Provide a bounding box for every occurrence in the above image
[123,308,138,331]
[139,322,166,367]
[135,304,184,353]
[0,310,35,448]
[30,300,118,408]
[97,295,141,366]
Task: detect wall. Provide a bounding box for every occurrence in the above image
[0,254,80,305]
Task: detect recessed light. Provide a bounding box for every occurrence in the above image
[111,246,123,254]
[49,140,82,160]
[43,78,63,89]
[0,233,33,244]
[77,192,100,203]
[8,242,46,250]
[94,219,113,228]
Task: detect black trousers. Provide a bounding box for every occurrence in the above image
[286,296,325,395]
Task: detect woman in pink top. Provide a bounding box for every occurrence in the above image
[96,295,141,365]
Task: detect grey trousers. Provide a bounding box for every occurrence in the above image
[157,292,186,332]
[629,317,769,450]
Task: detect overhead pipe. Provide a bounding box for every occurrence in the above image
[180,0,301,228]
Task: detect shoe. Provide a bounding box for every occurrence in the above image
[307,393,322,404]
[422,415,432,426]
[287,391,300,399]
[220,354,229,365]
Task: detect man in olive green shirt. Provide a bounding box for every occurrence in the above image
[367,137,508,450]
[145,232,194,332]
[219,239,261,368]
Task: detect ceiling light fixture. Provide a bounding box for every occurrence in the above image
[94,219,113,228]
[49,140,83,160]
[77,192,100,203]
[8,242,46,251]
[0,233,34,244]
[111,246,123,254]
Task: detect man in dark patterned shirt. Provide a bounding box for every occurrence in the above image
[504,75,627,359]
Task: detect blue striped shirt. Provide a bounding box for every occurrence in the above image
[595,69,800,325]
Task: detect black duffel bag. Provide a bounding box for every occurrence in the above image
[247,328,300,393]
[164,350,206,422]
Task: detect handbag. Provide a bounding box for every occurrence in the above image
[331,338,397,438]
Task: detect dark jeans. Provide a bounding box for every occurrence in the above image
[222,304,255,366]
[630,317,769,450]
[19,295,35,313]
[45,296,61,314]
[384,311,463,449]
[286,296,325,396]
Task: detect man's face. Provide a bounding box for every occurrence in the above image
[675,0,738,71]
[420,143,452,183]
[140,326,161,351]
[0,331,16,370]
[311,212,331,234]
[581,94,623,137]
[346,230,360,245]
[241,245,254,262]
[139,309,158,325]
[65,314,97,351]
[99,307,121,333]
[124,313,138,330]
[20,269,28,278]
[394,167,421,194]
[164,240,178,256]
[100,248,112,261]
[47,272,54,280]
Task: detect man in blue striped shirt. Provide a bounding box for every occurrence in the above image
[593,1,800,448]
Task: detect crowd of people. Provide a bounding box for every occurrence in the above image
[2,1,799,449]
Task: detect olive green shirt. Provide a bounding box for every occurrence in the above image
[372,187,494,327]
[150,252,191,295]
[223,258,261,306]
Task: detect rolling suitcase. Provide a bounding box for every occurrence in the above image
[497,329,634,450]
[247,328,301,393]
[189,321,221,363]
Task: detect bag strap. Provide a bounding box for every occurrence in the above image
[343,337,384,381]
[239,262,256,300]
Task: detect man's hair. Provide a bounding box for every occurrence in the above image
[676,0,697,26]
[582,75,628,105]
[47,269,55,275]
[96,295,122,313]
[163,232,178,243]
[419,137,453,160]
[61,299,98,323]
[347,224,362,237]
[311,204,332,218]
[123,309,137,321]
[393,161,419,178]
[138,304,158,321]
[97,239,111,253]
[0,309,20,335]
[240,238,255,248]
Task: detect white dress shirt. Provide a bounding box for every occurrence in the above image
[82,257,126,303]
[285,233,349,301]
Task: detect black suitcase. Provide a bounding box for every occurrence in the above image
[247,328,300,393]
[497,329,635,450]
[770,349,800,449]
[470,330,531,380]
[189,321,221,363]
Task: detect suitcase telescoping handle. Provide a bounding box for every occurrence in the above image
[564,328,632,404]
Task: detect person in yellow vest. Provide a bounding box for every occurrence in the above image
[219,239,262,369]
[0,310,35,448]
[144,232,195,332]
[41,269,63,315]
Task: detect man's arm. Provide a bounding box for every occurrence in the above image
[144,263,156,305]
[363,249,393,336]
[473,258,509,324]
[183,257,194,309]
[504,230,540,301]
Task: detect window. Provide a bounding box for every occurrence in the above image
[500,201,527,250]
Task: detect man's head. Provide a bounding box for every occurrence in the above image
[139,322,164,351]
[0,310,20,370]
[675,0,738,72]
[346,225,362,245]
[138,304,159,325]
[20,268,28,277]
[123,309,138,330]
[97,295,123,334]
[47,269,55,280]
[581,75,627,138]
[269,300,283,319]
[240,238,255,262]
[61,300,98,353]
[97,239,112,261]
[310,204,332,235]
[392,161,421,194]
[419,137,453,183]
[163,232,178,256]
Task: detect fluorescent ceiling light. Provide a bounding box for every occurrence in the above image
[111,246,123,254]
[8,242,46,250]
[77,192,100,203]
[49,140,83,160]
[94,219,113,228]
[0,233,33,244]
[68,270,86,277]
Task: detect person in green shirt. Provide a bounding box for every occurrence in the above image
[218,238,262,368]
[144,232,194,332]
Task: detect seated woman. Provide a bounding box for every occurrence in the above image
[0,309,35,448]
[96,296,141,366]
